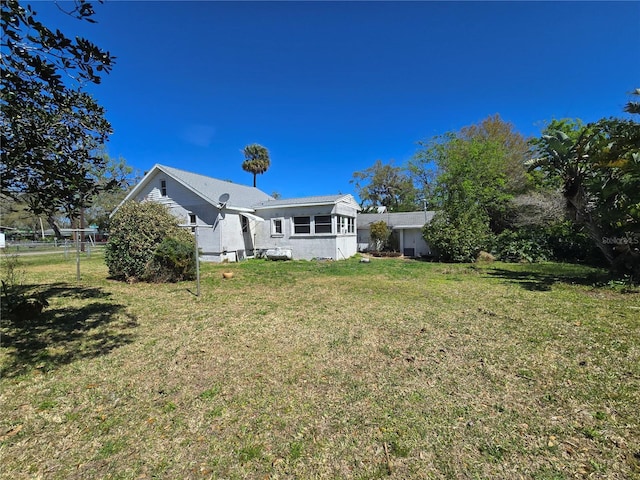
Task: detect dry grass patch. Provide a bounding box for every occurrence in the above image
[1,255,639,479]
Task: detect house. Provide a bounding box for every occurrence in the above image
[357,211,435,258]
[115,164,360,262]
[253,194,361,260]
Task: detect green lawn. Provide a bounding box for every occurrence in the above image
[1,254,639,479]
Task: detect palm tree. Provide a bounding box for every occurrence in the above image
[624,88,640,115]
[241,144,270,187]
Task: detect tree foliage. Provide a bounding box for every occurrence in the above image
[144,236,196,283]
[624,88,640,115]
[1,0,116,225]
[351,159,418,212]
[529,103,640,278]
[412,116,536,262]
[369,221,391,251]
[241,144,270,187]
[84,152,140,231]
[105,201,195,282]
[410,115,531,207]
[458,114,531,194]
[423,206,492,263]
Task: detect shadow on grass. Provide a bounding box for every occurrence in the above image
[1,283,138,378]
[485,267,620,292]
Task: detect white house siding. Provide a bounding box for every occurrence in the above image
[335,235,357,260]
[399,228,431,257]
[254,203,358,261]
[132,173,235,262]
[213,212,259,262]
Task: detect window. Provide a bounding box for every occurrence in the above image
[293,216,311,234]
[189,213,196,225]
[271,218,283,236]
[241,216,249,233]
[160,180,167,197]
[314,215,332,234]
[337,216,355,234]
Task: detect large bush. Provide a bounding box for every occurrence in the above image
[491,222,603,265]
[144,236,196,282]
[105,201,195,282]
[423,208,493,263]
[492,228,552,263]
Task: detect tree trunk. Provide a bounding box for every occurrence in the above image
[565,186,615,265]
[47,216,63,240]
[80,208,86,252]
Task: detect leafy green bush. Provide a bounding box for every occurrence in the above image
[144,236,195,283]
[491,222,604,265]
[370,221,391,251]
[105,201,195,282]
[423,208,493,263]
[493,228,552,263]
[545,221,601,264]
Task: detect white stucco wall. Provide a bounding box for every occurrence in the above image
[398,228,431,257]
[254,203,358,260]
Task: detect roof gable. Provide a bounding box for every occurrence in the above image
[116,164,273,213]
[115,165,359,217]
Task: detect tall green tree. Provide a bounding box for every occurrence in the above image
[529,104,640,277]
[84,153,140,232]
[412,115,531,261]
[351,159,418,212]
[1,0,115,232]
[458,114,531,194]
[241,144,270,187]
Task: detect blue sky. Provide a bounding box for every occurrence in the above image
[34,1,640,200]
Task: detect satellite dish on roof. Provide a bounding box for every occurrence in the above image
[217,193,230,209]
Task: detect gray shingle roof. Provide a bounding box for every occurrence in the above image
[253,194,352,209]
[159,164,273,209]
[357,211,436,229]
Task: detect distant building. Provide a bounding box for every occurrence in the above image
[357,211,435,257]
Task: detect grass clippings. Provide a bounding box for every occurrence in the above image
[1,255,639,479]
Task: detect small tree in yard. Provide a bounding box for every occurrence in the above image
[370,221,391,252]
[105,201,195,282]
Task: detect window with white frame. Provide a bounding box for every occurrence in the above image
[188,212,196,232]
[314,215,332,234]
[337,215,355,234]
[293,216,311,234]
[271,218,283,236]
[241,216,249,233]
[160,180,167,197]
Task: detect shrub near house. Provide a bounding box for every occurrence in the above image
[105,201,195,282]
